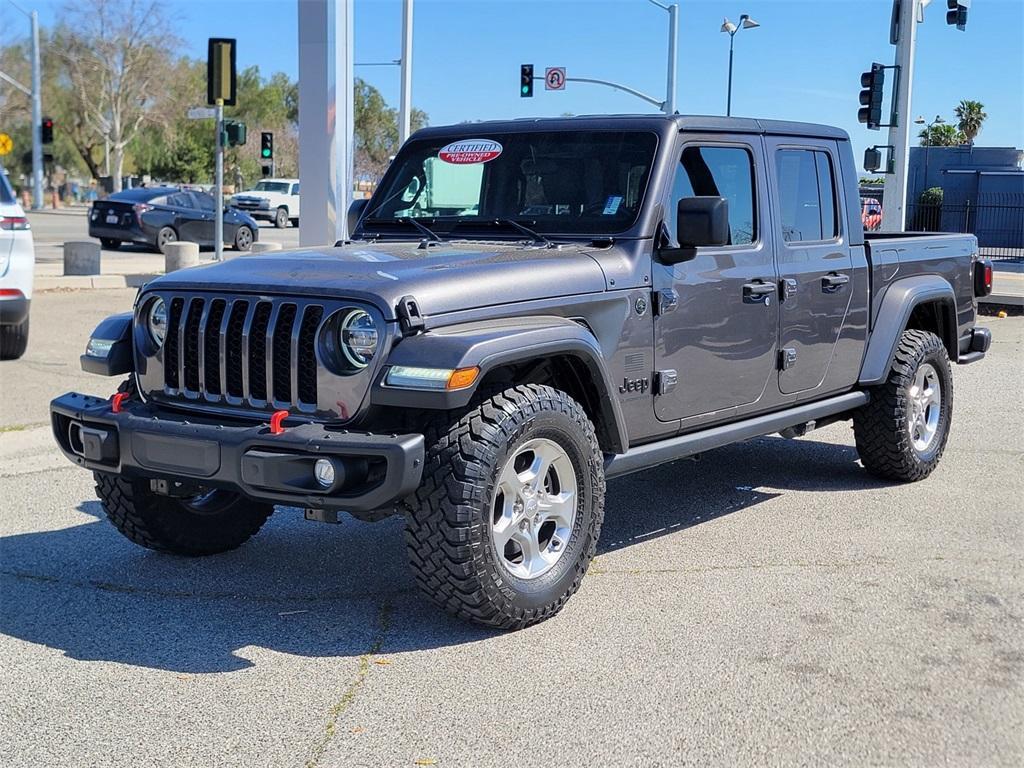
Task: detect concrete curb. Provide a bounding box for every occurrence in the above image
[35,274,159,291]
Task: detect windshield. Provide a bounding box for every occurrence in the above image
[252,181,290,193]
[365,130,659,237]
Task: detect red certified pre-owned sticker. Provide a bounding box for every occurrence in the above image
[438,139,503,165]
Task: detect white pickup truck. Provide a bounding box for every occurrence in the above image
[230,178,300,228]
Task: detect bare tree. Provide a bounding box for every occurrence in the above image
[55,0,178,190]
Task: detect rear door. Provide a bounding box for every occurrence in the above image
[189,191,217,244]
[765,139,854,395]
[165,192,203,243]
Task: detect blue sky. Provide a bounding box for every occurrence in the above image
[9,0,1024,163]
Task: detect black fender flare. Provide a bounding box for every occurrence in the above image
[859,275,957,385]
[371,315,628,452]
[80,312,134,376]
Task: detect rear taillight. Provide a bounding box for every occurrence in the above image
[0,289,25,298]
[974,260,993,297]
[0,216,29,231]
[133,203,153,218]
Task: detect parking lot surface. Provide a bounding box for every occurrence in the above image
[1,289,1021,767]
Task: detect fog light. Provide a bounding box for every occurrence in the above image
[314,458,336,488]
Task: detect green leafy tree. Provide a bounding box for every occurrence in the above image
[354,77,427,181]
[954,100,987,144]
[918,123,964,147]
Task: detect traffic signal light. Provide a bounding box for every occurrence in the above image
[858,64,885,130]
[41,117,53,144]
[946,0,969,31]
[224,120,247,147]
[520,64,534,98]
[260,132,274,160]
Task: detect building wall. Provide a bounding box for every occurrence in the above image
[908,146,1023,204]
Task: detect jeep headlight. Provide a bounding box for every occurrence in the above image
[147,298,168,348]
[339,309,378,369]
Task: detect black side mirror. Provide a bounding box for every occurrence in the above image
[348,198,369,235]
[661,196,730,264]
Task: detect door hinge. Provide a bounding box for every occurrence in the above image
[655,369,678,395]
[653,289,678,316]
[778,348,798,371]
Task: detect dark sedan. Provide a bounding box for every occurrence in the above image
[88,187,259,254]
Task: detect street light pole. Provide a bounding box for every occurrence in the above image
[721,14,760,118]
[647,0,679,115]
[881,0,920,232]
[398,0,413,145]
[214,100,224,261]
[29,10,43,211]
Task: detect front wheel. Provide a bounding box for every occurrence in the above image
[854,329,953,482]
[94,473,273,556]
[404,384,605,630]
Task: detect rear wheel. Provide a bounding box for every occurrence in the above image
[404,384,605,629]
[854,329,953,482]
[94,473,273,556]
[100,238,122,250]
[156,226,177,254]
[0,317,29,360]
[274,207,289,228]
[233,225,254,251]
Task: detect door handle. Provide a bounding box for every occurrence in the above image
[822,273,850,292]
[743,281,776,303]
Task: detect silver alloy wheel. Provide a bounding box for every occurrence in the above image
[491,438,578,580]
[907,362,942,453]
[236,226,253,250]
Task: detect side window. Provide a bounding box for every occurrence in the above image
[191,192,216,211]
[291,184,300,195]
[167,192,192,209]
[669,146,756,246]
[775,149,838,243]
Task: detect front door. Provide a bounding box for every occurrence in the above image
[653,139,779,422]
[765,140,854,394]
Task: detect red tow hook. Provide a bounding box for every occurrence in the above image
[111,392,130,413]
[269,409,289,435]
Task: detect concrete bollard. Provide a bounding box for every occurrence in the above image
[164,241,200,272]
[248,242,282,254]
[63,241,102,276]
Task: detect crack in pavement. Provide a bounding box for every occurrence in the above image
[304,601,393,768]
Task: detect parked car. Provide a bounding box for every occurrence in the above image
[88,187,260,254]
[0,167,34,360]
[230,178,300,228]
[54,115,992,630]
[862,196,882,231]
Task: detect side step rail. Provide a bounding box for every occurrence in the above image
[604,391,870,479]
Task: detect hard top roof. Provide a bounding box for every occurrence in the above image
[412,114,849,142]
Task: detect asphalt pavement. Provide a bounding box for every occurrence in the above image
[1,289,1022,767]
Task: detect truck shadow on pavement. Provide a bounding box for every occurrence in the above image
[0,433,890,673]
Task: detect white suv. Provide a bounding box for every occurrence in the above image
[0,168,34,360]
[230,178,300,228]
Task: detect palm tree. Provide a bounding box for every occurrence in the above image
[919,123,964,147]
[955,100,987,145]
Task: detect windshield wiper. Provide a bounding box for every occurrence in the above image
[363,216,444,246]
[451,218,555,248]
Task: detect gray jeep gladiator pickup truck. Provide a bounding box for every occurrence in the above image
[51,115,993,629]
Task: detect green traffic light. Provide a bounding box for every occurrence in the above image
[261,149,271,157]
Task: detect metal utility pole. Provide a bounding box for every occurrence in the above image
[298,0,354,246]
[29,10,42,210]
[214,100,224,261]
[398,0,413,144]
[722,14,761,117]
[647,0,678,115]
[881,0,920,232]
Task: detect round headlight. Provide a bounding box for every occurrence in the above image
[340,309,378,369]
[147,298,168,348]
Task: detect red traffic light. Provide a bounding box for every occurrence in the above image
[41,117,54,144]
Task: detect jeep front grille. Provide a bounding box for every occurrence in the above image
[161,294,324,411]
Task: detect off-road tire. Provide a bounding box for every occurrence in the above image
[854,329,953,482]
[403,384,605,630]
[0,317,29,360]
[274,207,289,228]
[94,473,273,556]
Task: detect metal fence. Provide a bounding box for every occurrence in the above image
[859,189,1024,262]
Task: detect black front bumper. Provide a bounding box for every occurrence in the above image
[50,392,424,513]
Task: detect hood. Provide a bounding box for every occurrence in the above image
[148,241,609,319]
